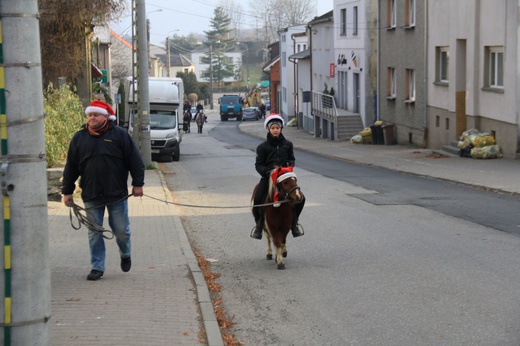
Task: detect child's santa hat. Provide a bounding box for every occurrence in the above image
[85,100,116,121]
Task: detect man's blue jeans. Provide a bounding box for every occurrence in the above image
[84,198,131,272]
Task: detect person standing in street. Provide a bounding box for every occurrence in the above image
[62,100,145,281]
[259,103,266,118]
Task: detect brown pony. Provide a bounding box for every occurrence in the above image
[252,167,304,269]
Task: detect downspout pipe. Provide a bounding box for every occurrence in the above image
[308,23,314,135]
[376,1,380,122]
[423,0,429,148]
[291,33,298,120]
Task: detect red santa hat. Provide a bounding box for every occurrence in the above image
[85,100,116,121]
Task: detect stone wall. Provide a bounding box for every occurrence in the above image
[47,167,63,201]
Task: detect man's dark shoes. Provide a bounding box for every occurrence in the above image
[291,223,304,238]
[121,256,131,272]
[250,225,263,240]
[87,270,103,281]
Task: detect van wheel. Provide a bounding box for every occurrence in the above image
[172,146,180,162]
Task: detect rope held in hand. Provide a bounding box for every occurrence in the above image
[68,194,133,239]
[68,193,289,238]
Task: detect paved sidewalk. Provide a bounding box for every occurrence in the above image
[48,169,223,346]
[238,120,520,195]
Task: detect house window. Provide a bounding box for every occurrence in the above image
[405,68,416,102]
[340,8,347,36]
[199,56,205,64]
[488,47,504,88]
[282,52,286,67]
[283,87,287,102]
[405,0,415,27]
[436,47,449,83]
[387,67,396,99]
[353,6,358,35]
[388,0,396,29]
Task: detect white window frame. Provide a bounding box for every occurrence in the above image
[489,48,504,88]
[387,67,396,99]
[353,6,358,36]
[406,69,416,102]
[439,47,449,83]
[390,0,397,29]
[407,0,415,27]
[340,8,347,36]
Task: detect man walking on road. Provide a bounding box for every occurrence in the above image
[62,100,145,281]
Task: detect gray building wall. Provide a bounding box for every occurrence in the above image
[378,0,427,146]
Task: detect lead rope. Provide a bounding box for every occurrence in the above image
[68,194,134,239]
[68,194,292,236]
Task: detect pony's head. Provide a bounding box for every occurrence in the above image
[268,167,304,204]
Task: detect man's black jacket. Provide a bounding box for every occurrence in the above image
[62,121,145,202]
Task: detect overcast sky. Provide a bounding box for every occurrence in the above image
[110,0,334,45]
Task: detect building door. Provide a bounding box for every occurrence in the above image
[455,39,467,138]
[353,73,360,113]
[339,71,347,109]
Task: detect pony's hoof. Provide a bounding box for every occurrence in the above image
[282,251,287,258]
[277,263,285,270]
[266,254,273,260]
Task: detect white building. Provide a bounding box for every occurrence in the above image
[333,0,377,128]
[190,45,242,85]
[279,25,307,120]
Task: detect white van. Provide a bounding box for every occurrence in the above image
[127,77,184,161]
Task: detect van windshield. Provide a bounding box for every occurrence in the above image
[150,111,177,129]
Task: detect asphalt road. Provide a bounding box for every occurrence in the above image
[163,116,520,346]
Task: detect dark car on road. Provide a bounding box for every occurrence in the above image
[266,100,271,110]
[242,107,260,121]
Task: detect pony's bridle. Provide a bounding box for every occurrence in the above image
[283,185,302,202]
[276,178,302,203]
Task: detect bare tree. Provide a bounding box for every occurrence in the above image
[39,0,126,87]
[218,0,245,40]
[249,0,315,44]
[280,0,316,26]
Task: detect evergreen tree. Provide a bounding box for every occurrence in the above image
[202,7,237,86]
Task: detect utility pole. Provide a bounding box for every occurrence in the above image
[0,0,51,344]
[209,42,214,110]
[167,37,171,77]
[135,0,151,167]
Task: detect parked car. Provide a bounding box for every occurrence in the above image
[242,107,260,121]
[266,99,271,110]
